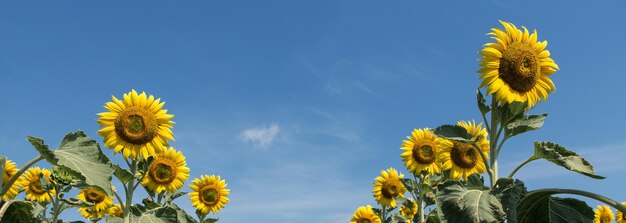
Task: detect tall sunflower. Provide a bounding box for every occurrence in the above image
[77,187,114,212]
[350,205,382,223]
[19,167,56,203]
[440,120,490,180]
[478,20,559,109]
[140,147,190,194]
[399,198,418,223]
[617,202,626,223]
[78,207,107,220]
[97,89,175,160]
[2,159,20,201]
[189,175,230,215]
[594,205,614,223]
[400,128,448,175]
[372,168,406,208]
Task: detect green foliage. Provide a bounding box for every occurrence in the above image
[465,174,488,190]
[113,164,134,184]
[477,90,490,115]
[490,178,527,223]
[0,156,5,188]
[27,136,56,164]
[0,200,39,223]
[517,191,594,223]
[505,114,547,137]
[435,181,506,223]
[432,125,473,143]
[533,141,605,179]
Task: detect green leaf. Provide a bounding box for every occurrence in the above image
[0,200,39,223]
[435,181,506,223]
[425,209,441,223]
[113,164,134,184]
[465,173,488,190]
[54,131,115,196]
[432,125,473,143]
[164,203,198,223]
[0,156,5,188]
[517,191,594,223]
[496,101,527,124]
[27,136,56,164]
[533,141,605,179]
[390,213,409,223]
[165,191,188,204]
[131,214,167,223]
[505,114,547,137]
[477,89,490,115]
[400,178,419,194]
[490,178,527,223]
[153,207,178,223]
[105,216,123,223]
[143,198,161,209]
[204,218,219,223]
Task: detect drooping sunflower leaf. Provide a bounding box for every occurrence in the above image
[400,178,419,194]
[490,178,527,223]
[165,191,188,204]
[477,89,490,115]
[113,164,134,184]
[533,141,605,179]
[0,200,38,223]
[517,191,593,223]
[435,181,506,223]
[505,114,547,137]
[27,136,56,164]
[432,125,473,143]
[153,207,179,223]
[465,173,488,190]
[165,203,198,223]
[204,218,219,223]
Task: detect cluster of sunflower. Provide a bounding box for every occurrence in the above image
[351,20,626,223]
[0,90,230,222]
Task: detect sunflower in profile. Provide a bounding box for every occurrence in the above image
[19,167,56,203]
[478,20,559,109]
[350,205,382,223]
[107,204,123,218]
[594,205,614,223]
[399,198,418,223]
[77,187,114,212]
[617,202,626,223]
[140,147,190,194]
[372,168,406,208]
[440,120,490,180]
[400,128,448,175]
[97,89,175,160]
[2,159,20,201]
[189,175,230,215]
[78,207,107,220]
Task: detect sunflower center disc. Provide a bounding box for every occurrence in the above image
[30,180,46,194]
[359,219,372,223]
[85,189,106,204]
[149,159,178,184]
[200,187,219,205]
[450,142,478,169]
[381,184,399,199]
[412,144,436,164]
[115,107,158,145]
[499,42,540,92]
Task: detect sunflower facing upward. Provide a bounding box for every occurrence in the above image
[140,147,190,194]
[19,167,56,203]
[400,128,448,175]
[478,20,559,109]
[97,89,175,160]
[350,205,382,223]
[189,175,230,215]
[594,205,614,223]
[440,120,490,180]
[2,159,20,201]
[372,168,406,208]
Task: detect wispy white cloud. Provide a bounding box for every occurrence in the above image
[240,123,280,149]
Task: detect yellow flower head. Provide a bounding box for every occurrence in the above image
[372,168,406,208]
[108,204,124,218]
[97,89,175,160]
[350,205,382,223]
[594,205,614,223]
[2,159,20,201]
[19,167,56,203]
[189,175,230,215]
[399,198,418,223]
[478,20,559,109]
[400,128,448,175]
[77,187,114,212]
[440,120,490,180]
[141,147,190,194]
[617,202,626,223]
[78,207,107,220]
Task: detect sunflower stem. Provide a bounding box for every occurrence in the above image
[507,156,538,178]
[50,184,63,223]
[415,174,425,223]
[488,96,499,187]
[472,142,493,187]
[123,159,138,222]
[0,155,44,197]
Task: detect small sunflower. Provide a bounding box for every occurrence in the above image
[78,207,107,220]
[2,159,20,201]
[594,205,614,223]
[108,204,123,218]
[189,175,230,215]
[140,147,190,194]
[350,205,382,223]
[617,202,626,223]
[77,187,114,212]
[478,20,559,109]
[372,168,406,208]
[97,89,175,160]
[440,120,490,180]
[400,128,447,175]
[19,167,56,203]
[399,198,418,223]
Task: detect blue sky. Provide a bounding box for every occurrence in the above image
[1,1,625,222]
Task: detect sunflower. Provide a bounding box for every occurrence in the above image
[478,20,559,109]
[400,128,448,175]
[399,198,418,223]
[77,187,114,212]
[440,120,490,180]
[189,175,230,215]
[372,168,406,208]
[108,204,123,218]
[617,202,626,223]
[140,147,190,193]
[2,159,20,201]
[19,167,56,203]
[78,207,107,220]
[97,89,175,160]
[350,205,382,223]
[594,205,614,223]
